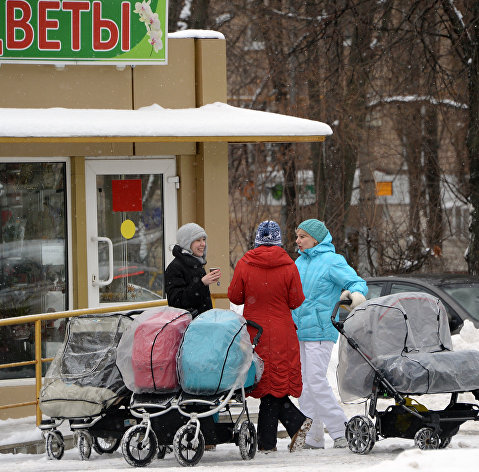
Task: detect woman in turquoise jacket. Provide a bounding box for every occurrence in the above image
[292,219,367,449]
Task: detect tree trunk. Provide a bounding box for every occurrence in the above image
[423,104,443,255]
[466,44,479,274]
[439,0,479,273]
[279,144,297,255]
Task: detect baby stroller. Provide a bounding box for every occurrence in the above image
[39,311,139,460]
[174,308,263,466]
[334,293,479,454]
[116,306,193,466]
[117,307,263,467]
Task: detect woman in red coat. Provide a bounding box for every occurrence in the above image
[228,220,312,453]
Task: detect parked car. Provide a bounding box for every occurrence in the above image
[343,274,479,335]
[126,283,163,302]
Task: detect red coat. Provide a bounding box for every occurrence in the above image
[228,245,305,398]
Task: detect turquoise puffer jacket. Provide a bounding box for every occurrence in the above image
[292,232,367,342]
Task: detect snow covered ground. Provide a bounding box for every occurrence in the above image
[1,432,479,472]
[1,320,478,472]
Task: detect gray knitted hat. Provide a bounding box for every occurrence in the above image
[176,223,207,253]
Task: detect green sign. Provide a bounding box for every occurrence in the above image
[0,0,168,64]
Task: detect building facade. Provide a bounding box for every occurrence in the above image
[0,35,230,418]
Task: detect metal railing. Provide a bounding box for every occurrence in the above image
[0,293,229,425]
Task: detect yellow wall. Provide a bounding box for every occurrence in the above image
[192,39,229,307]
[0,384,36,420]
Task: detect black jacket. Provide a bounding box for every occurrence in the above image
[164,245,213,316]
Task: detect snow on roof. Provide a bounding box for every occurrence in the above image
[168,29,225,40]
[0,102,333,143]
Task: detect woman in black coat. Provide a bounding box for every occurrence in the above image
[165,223,221,317]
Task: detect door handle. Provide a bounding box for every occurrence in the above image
[92,236,114,287]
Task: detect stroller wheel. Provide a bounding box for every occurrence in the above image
[121,425,158,467]
[46,431,65,460]
[76,431,92,460]
[173,424,205,467]
[414,428,440,450]
[92,436,121,454]
[238,421,257,460]
[345,415,376,454]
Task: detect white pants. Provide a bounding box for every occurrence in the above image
[299,341,347,447]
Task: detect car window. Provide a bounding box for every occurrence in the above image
[366,283,383,300]
[389,282,426,295]
[440,284,479,322]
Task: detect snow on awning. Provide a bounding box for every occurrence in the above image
[0,102,332,143]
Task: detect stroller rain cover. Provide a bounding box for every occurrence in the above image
[116,306,192,393]
[40,312,132,418]
[337,292,479,402]
[178,309,254,395]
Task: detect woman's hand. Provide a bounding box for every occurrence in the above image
[202,268,221,286]
[340,290,366,309]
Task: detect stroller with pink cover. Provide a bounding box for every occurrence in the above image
[116,306,192,465]
[334,293,479,453]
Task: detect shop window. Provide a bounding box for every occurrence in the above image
[0,162,68,379]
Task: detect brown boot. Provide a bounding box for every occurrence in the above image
[289,418,313,452]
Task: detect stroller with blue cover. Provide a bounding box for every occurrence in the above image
[38,311,140,460]
[334,292,479,454]
[116,307,263,467]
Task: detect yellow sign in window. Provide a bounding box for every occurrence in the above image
[376,181,393,196]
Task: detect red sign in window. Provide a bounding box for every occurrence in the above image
[112,179,143,212]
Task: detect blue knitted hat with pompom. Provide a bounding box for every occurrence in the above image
[254,220,282,248]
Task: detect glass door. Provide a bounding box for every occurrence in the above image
[85,158,177,307]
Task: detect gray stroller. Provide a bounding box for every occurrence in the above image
[334,292,479,453]
[39,311,139,460]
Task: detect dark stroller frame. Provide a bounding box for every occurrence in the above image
[332,299,479,454]
[120,319,263,467]
[39,396,135,461]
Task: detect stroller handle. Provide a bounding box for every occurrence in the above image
[246,320,263,347]
[331,299,352,332]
